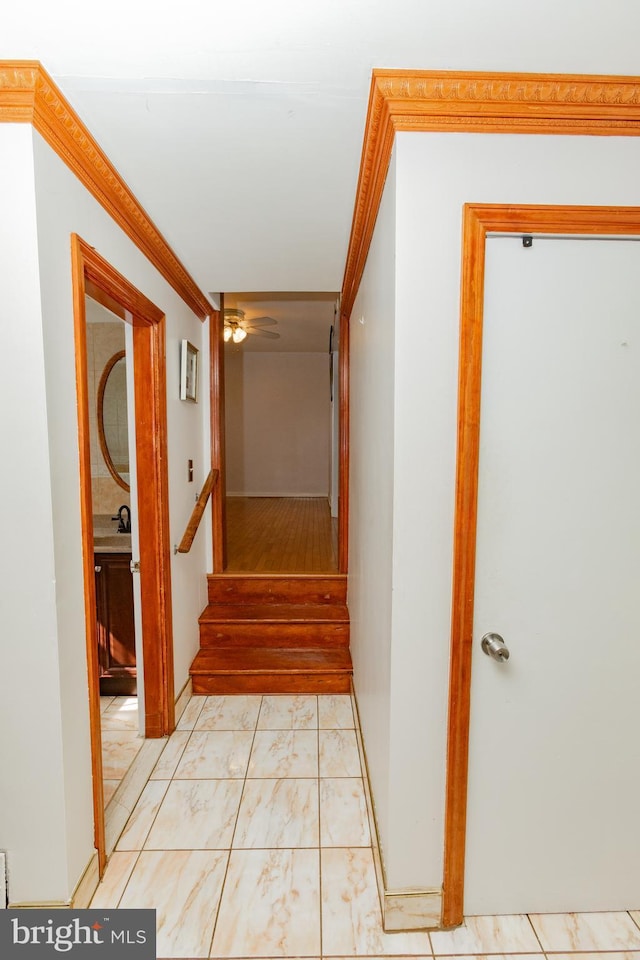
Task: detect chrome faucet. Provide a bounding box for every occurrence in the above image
[117,504,131,533]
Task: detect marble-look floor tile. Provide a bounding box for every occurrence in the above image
[103,780,119,807]
[116,780,170,850]
[175,731,253,779]
[318,694,355,729]
[119,849,228,958]
[320,778,370,847]
[101,730,144,779]
[101,695,139,730]
[210,848,320,957]
[319,729,361,777]
[632,912,640,929]
[104,740,166,855]
[195,695,262,731]
[549,954,640,960]
[149,730,190,780]
[90,851,139,908]
[233,779,319,849]
[145,779,243,850]
[257,695,318,729]
[430,916,541,955]
[321,847,431,956]
[247,730,318,779]
[100,695,115,714]
[435,955,540,960]
[528,912,640,952]
[176,695,207,730]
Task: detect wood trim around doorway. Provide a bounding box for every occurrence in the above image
[210,300,227,572]
[442,203,640,927]
[71,234,175,872]
[338,310,350,574]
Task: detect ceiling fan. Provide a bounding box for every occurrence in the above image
[223,308,280,343]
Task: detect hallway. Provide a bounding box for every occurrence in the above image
[89,692,640,958]
[225,497,338,572]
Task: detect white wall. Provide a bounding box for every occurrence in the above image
[0,124,71,904]
[348,149,397,875]
[349,132,640,894]
[225,350,330,497]
[0,124,211,905]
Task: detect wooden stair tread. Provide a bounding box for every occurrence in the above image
[190,646,352,675]
[207,573,347,604]
[192,572,351,693]
[209,573,346,581]
[199,603,349,623]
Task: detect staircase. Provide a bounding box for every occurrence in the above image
[189,574,352,694]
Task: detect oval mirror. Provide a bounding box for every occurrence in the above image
[97,350,130,492]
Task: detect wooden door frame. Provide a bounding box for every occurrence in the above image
[337,309,350,573]
[71,234,175,872]
[210,295,226,572]
[442,203,640,926]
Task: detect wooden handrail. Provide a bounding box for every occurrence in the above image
[176,468,218,554]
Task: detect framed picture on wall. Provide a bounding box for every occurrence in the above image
[180,340,198,402]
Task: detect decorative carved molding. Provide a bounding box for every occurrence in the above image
[0,61,211,319]
[341,69,640,318]
[374,70,640,112]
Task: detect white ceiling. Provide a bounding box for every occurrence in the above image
[224,293,336,353]
[5,1,640,307]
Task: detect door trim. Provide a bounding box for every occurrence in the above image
[442,203,640,926]
[338,308,350,573]
[210,296,226,572]
[71,234,175,872]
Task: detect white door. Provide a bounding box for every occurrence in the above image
[465,236,640,915]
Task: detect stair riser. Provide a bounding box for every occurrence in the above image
[208,576,347,605]
[192,673,351,695]
[199,623,350,647]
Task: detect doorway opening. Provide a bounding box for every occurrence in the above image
[85,295,140,810]
[72,235,175,872]
[220,292,341,573]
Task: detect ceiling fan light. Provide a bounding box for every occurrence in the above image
[232,326,247,343]
[223,324,232,342]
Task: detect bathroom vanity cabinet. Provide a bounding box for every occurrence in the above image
[94,552,137,695]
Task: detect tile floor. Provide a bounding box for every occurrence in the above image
[100,695,142,806]
[90,693,640,959]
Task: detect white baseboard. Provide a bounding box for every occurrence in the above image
[72,852,100,908]
[351,684,443,931]
[174,677,193,724]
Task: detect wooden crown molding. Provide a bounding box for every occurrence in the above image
[0,61,212,319]
[341,69,640,318]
